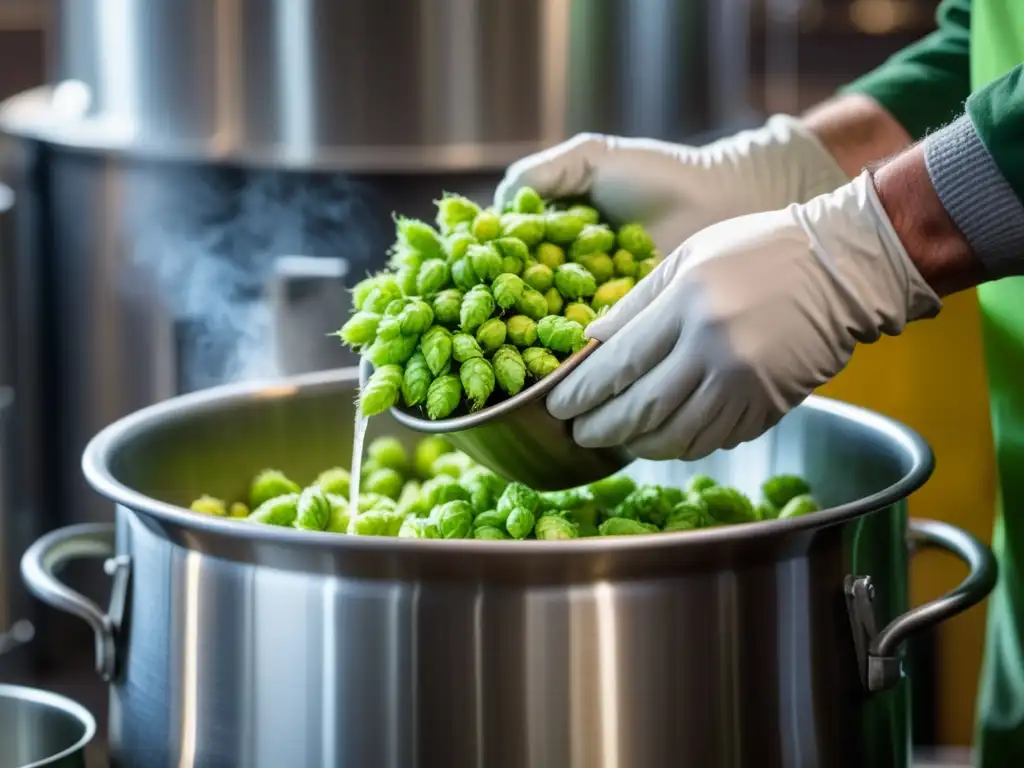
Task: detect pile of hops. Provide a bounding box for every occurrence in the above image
[336,186,662,419]
[188,436,822,539]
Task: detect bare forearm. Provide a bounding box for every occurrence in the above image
[802,94,914,178]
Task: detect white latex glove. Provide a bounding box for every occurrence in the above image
[495,116,850,253]
[547,171,942,461]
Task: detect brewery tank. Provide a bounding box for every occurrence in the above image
[0,0,756,676]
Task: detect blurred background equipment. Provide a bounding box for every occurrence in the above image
[0,0,984,761]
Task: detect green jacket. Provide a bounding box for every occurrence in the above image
[843,2,1024,765]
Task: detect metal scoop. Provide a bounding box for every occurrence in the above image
[358,340,634,490]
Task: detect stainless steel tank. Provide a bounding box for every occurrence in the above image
[0,0,758,685]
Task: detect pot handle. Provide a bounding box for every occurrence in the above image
[20,523,128,682]
[846,517,997,693]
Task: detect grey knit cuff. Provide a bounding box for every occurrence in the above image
[924,115,1024,279]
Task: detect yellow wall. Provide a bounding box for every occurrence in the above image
[817,289,996,745]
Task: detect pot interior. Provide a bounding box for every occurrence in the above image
[0,685,93,768]
[98,369,930,518]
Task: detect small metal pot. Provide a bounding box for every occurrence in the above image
[20,369,997,767]
[0,684,95,768]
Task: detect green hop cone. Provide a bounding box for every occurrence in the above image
[568,204,600,225]
[367,436,408,473]
[360,364,404,415]
[512,186,545,214]
[664,499,711,531]
[492,273,527,310]
[460,357,496,411]
[494,238,529,275]
[452,332,485,362]
[363,333,418,367]
[250,469,302,509]
[586,475,637,508]
[355,493,397,513]
[761,475,812,509]
[250,493,300,527]
[535,242,567,269]
[537,315,586,354]
[500,213,546,246]
[544,212,585,244]
[347,509,394,536]
[337,311,380,347]
[592,277,636,312]
[398,517,442,539]
[325,494,351,533]
[414,436,453,479]
[426,374,462,420]
[701,486,757,525]
[506,315,538,347]
[435,193,481,235]
[395,265,419,296]
[451,258,483,291]
[352,276,379,310]
[516,287,549,321]
[462,468,509,513]
[599,517,659,536]
[544,287,564,315]
[492,345,527,395]
[467,243,503,282]
[522,347,560,379]
[395,480,425,517]
[778,494,821,519]
[685,474,718,495]
[364,467,405,500]
[475,318,507,353]
[568,224,616,261]
[420,325,453,376]
[460,285,497,332]
[431,289,463,326]
[416,259,450,296]
[756,502,779,521]
[401,351,433,407]
[315,467,351,499]
[616,222,655,258]
[506,506,536,539]
[395,215,444,261]
[190,495,227,516]
[435,500,475,539]
[229,502,250,519]
[535,515,580,540]
[576,252,615,283]
[398,299,434,335]
[430,451,476,479]
[420,475,471,508]
[610,486,676,527]
[295,485,331,531]
[373,313,402,342]
[522,263,554,292]
[637,257,659,279]
[564,302,597,329]
[362,275,403,314]
[497,482,541,517]
[612,249,638,278]
[471,209,501,241]
[445,231,477,263]
[554,263,598,300]
[473,525,510,540]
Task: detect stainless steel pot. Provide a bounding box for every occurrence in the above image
[22,369,996,767]
[0,684,95,768]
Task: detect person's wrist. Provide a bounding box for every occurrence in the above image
[870,143,983,296]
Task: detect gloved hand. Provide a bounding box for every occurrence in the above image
[546,171,943,461]
[494,116,850,253]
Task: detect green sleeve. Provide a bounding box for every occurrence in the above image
[966,64,1024,203]
[839,0,972,140]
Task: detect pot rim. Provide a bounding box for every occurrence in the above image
[0,684,96,767]
[82,368,935,555]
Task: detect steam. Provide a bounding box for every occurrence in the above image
[123,164,387,391]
